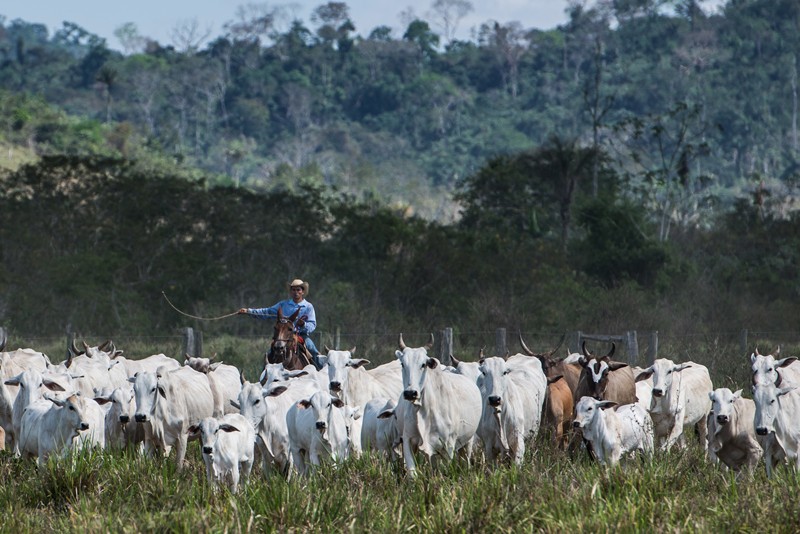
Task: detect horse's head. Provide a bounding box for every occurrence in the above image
[269,308,301,364]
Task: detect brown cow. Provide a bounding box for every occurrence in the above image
[574,342,637,406]
[518,334,581,396]
[544,375,574,449]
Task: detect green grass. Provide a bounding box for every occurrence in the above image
[2,437,800,533]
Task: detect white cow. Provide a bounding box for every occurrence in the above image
[360,397,401,459]
[753,383,800,473]
[635,358,712,451]
[114,353,181,378]
[5,369,70,455]
[94,386,138,449]
[750,348,799,476]
[707,388,762,473]
[477,355,547,465]
[259,362,310,386]
[446,355,482,388]
[284,389,355,476]
[396,336,482,476]
[632,366,653,413]
[572,396,654,466]
[232,378,320,474]
[131,366,214,468]
[188,413,255,493]
[0,349,50,449]
[18,393,91,465]
[184,356,242,417]
[319,348,403,455]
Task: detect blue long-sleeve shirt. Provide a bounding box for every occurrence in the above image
[246,299,316,335]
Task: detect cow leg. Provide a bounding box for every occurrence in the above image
[403,436,417,477]
[230,464,241,493]
[695,416,708,455]
[174,433,188,470]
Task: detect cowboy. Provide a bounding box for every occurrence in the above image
[238,279,322,369]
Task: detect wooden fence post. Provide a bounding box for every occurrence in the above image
[335,326,341,350]
[570,331,583,354]
[496,328,507,357]
[183,327,203,358]
[647,331,658,365]
[0,326,6,350]
[625,330,639,365]
[740,329,748,355]
[440,327,453,365]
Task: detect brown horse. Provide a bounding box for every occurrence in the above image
[266,307,313,372]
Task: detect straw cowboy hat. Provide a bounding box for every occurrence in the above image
[288,279,309,294]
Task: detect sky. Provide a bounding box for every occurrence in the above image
[1,1,601,50]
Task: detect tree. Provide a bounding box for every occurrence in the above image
[429,0,473,45]
[113,22,147,55]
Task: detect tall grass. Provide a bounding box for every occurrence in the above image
[2,435,800,533]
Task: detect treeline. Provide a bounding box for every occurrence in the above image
[0,1,800,219]
[1,154,798,338]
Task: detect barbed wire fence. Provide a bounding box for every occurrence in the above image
[4,325,800,389]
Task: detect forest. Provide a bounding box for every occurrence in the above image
[0,0,799,348]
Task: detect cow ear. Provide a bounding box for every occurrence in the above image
[635,369,654,382]
[332,398,345,408]
[395,350,404,360]
[377,408,395,419]
[157,386,167,399]
[287,370,308,378]
[229,399,241,410]
[209,362,223,371]
[128,376,136,383]
[426,358,438,369]
[674,363,693,372]
[219,424,240,433]
[46,395,66,407]
[598,400,617,410]
[608,362,628,372]
[547,375,564,385]
[266,385,289,397]
[43,379,66,392]
[732,389,743,400]
[298,399,312,409]
[750,353,757,364]
[777,357,798,368]
[4,375,21,386]
[348,359,371,369]
[94,397,112,405]
[777,386,797,398]
[187,424,200,436]
[316,355,328,367]
[708,391,714,401]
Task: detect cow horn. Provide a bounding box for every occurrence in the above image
[581,341,592,359]
[68,339,81,357]
[98,340,114,352]
[425,333,434,350]
[398,333,406,350]
[450,353,461,367]
[83,341,90,352]
[0,328,6,352]
[478,347,485,359]
[518,333,535,356]
[324,345,332,353]
[606,342,616,359]
[240,370,246,385]
[755,346,761,356]
[350,346,357,354]
[547,333,566,357]
[775,346,781,356]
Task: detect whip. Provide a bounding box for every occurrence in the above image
[161,291,241,321]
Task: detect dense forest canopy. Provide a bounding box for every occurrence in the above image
[0,0,799,342]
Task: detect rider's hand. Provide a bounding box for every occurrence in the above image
[237,307,249,315]
[297,316,306,327]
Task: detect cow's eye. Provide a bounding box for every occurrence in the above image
[150,387,156,393]
[254,399,260,405]
[69,406,75,411]
[503,370,511,375]
[420,364,426,369]
[667,370,673,374]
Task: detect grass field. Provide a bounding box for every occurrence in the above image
[1,434,800,533]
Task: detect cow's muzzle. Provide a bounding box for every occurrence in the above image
[79,422,90,431]
[488,396,502,407]
[135,414,148,423]
[652,388,664,397]
[316,421,327,430]
[329,381,342,392]
[403,390,418,402]
[203,446,213,454]
[572,421,581,429]
[716,415,729,425]
[119,415,130,423]
[756,427,768,436]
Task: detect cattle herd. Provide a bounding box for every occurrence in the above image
[0,329,796,492]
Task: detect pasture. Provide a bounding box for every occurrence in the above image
[1,334,799,532]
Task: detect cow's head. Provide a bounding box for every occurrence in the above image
[708,387,741,428]
[258,362,308,386]
[130,371,166,423]
[184,355,223,374]
[583,358,628,399]
[323,348,365,397]
[231,381,270,431]
[479,356,517,414]
[47,393,90,434]
[751,347,796,388]
[753,383,797,436]
[635,358,691,398]
[572,396,616,430]
[519,333,565,373]
[396,333,436,405]
[297,390,346,444]
[188,416,241,455]
[94,386,135,426]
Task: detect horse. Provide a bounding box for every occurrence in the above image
[265,307,313,374]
